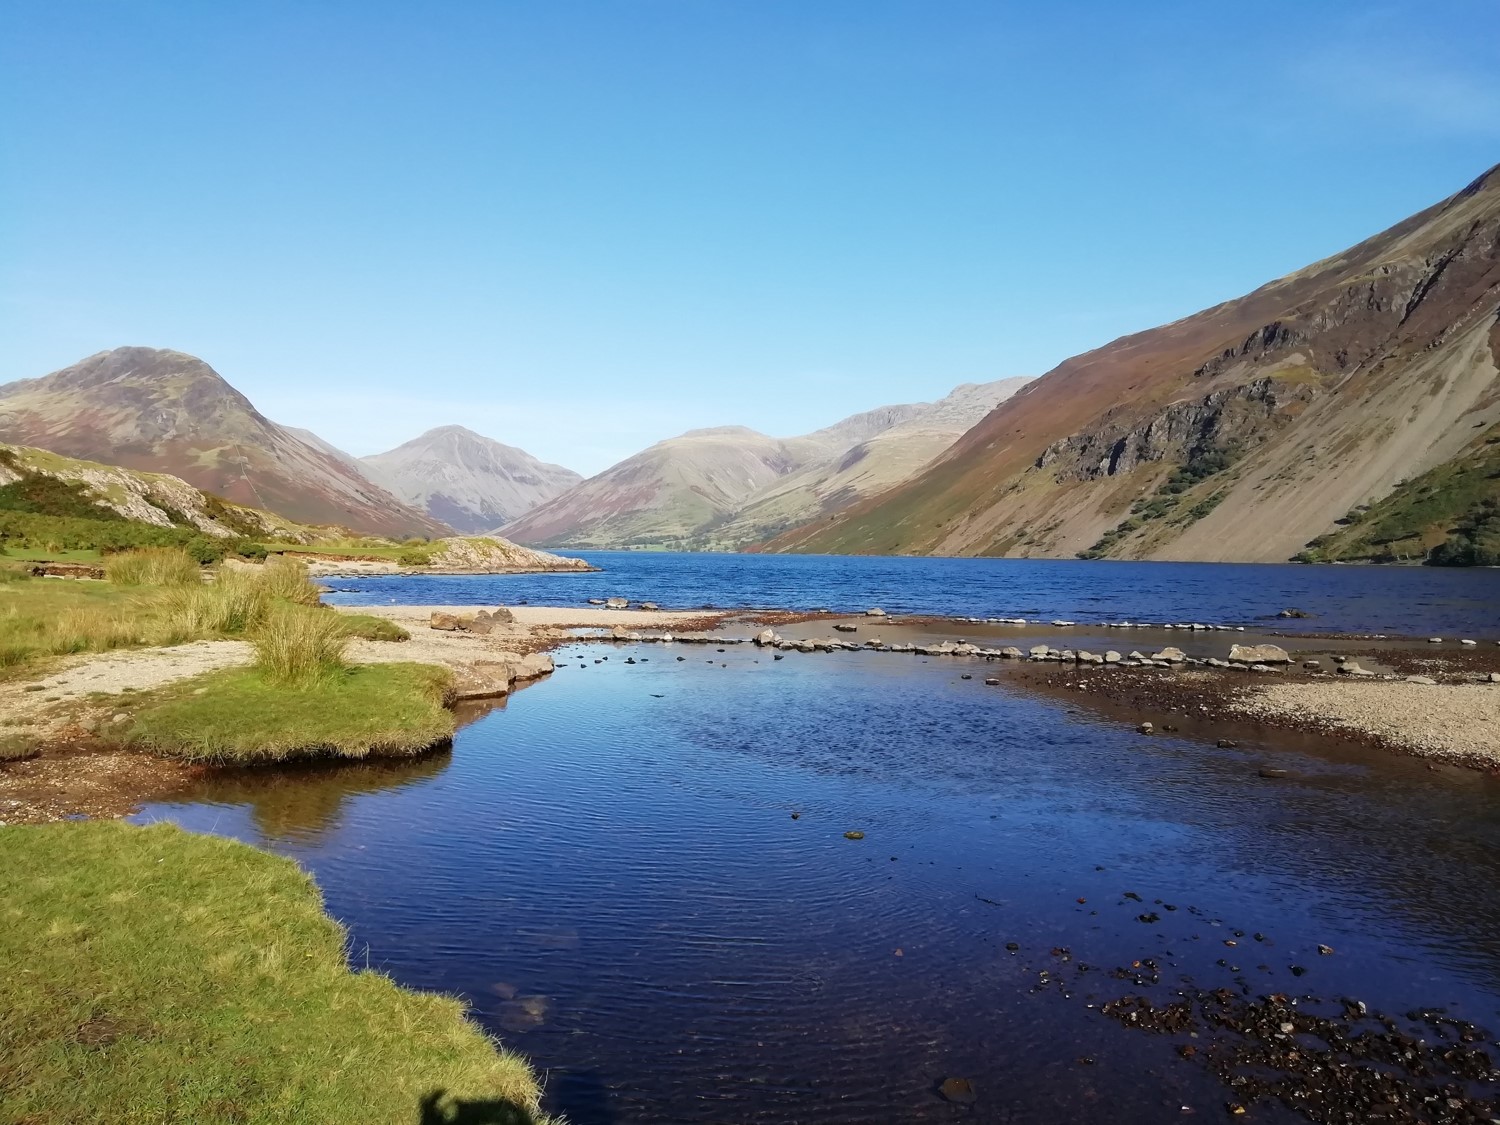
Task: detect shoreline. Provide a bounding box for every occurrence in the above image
[3,605,1498,826]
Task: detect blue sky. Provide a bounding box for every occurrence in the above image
[3,1,1498,476]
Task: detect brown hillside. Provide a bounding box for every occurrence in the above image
[768,164,1500,562]
[0,348,450,538]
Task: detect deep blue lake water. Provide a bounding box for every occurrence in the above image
[138,640,1500,1123]
[322,552,1500,637]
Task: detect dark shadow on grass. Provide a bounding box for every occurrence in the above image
[418,1088,537,1125]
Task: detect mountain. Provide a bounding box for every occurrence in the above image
[767,165,1500,564]
[360,426,581,533]
[500,379,1030,550]
[0,348,450,539]
[501,426,795,548]
[713,379,1032,547]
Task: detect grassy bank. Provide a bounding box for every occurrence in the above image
[0,553,404,677]
[0,820,547,1124]
[123,662,455,763]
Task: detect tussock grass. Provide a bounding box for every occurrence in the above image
[124,663,454,763]
[253,604,350,686]
[0,556,394,678]
[0,732,41,761]
[104,547,203,587]
[256,554,322,604]
[0,820,548,1124]
[337,612,410,641]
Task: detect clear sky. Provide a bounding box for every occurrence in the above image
[3,1,1498,476]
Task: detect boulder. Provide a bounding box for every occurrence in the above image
[448,662,516,700]
[605,597,629,610]
[833,623,858,633]
[1336,661,1374,677]
[1404,675,1438,685]
[430,612,461,631]
[587,598,606,605]
[465,617,495,636]
[514,652,554,681]
[1000,646,1023,659]
[486,607,516,624]
[1228,643,1290,664]
[1028,644,1050,659]
[1104,650,1121,664]
[753,629,780,646]
[1151,647,1187,663]
[866,607,887,617]
[640,602,660,611]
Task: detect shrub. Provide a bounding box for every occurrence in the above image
[182,536,231,565]
[397,549,433,567]
[252,605,349,687]
[105,548,203,587]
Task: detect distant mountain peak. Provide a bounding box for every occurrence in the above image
[360,426,581,533]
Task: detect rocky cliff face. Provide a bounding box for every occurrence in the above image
[0,348,450,538]
[768,164,1500,563]
[360,426,581,533]
[500,378,1029,550]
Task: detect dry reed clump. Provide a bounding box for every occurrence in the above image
[252,604,349,687]
[104,548,203,588]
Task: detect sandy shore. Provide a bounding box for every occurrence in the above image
[1234,680,1500,765]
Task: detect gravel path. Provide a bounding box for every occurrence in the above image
[0,640,254,736]
[1235,680,1500,765]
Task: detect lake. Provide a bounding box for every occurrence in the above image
[136,561,1500,1122]
[321,552,1500,638]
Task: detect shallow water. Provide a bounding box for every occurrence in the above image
[137,643,1500,1123]
[322,552,1500,637]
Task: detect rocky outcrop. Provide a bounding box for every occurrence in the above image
[0,442,327,542]
[1033,378,1314,484]
[419,537,594,573]
[448,652,555,701]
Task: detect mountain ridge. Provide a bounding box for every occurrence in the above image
[500,377,1030,549]
[0,348,450,539]
[766,164,1500,563]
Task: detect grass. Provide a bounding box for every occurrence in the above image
[122,663,455,763]
[1,545,103,563]
[0,554,402,678]
[0,819,547,1124]
[253,604,350,686]
[104,547,205,587]
[0,731,41,761]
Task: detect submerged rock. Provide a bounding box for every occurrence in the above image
[938,1078,976,1105]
